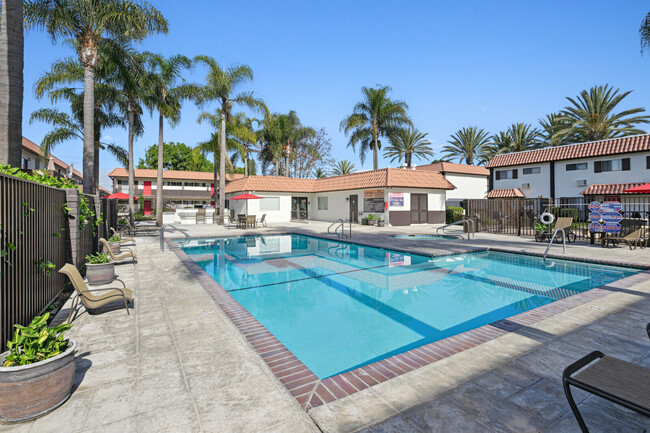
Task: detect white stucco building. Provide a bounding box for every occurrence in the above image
[224,168,455,226]
[485,134,650,202]
[416,162,489,206]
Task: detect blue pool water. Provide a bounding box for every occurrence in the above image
[180,234,639,379]
[393,234,461,240]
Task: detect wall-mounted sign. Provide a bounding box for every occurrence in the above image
[364,189,385,213]
[389,192,404,207]
[364,189,384,199]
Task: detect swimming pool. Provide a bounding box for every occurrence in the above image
[181,234,639,379]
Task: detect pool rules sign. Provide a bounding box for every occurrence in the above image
[588,201,622,233]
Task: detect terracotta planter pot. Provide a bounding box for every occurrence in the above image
[85,262,115,285]
[106,241,121,255]
[0,340,77,422]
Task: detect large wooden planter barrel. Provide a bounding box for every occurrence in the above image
[0,340,77,423]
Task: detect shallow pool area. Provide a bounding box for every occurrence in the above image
[180,234,640,379]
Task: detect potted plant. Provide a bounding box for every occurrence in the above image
[367,213,376,226]
[85,252,114,284]
[377,217,385,227]
[106,234,121,255]
[0,313,76,422]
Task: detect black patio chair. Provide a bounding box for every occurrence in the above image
[562,323,650,432]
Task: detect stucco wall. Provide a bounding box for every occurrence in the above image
[444,173,488,200]
[492,162,551,197]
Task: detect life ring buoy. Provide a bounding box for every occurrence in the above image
[539,212,555,225]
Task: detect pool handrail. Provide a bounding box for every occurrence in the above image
[160,224,191,251]
[328,219,352,239]
[436,219,475,240]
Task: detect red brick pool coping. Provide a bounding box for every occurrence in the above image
[168,236,649,411]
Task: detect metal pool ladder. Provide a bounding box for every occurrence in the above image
[436,219,475,240]
[160,224,191,251]
[328,219,352,239]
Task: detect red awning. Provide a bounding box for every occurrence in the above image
[622,183,650,194]
[105,192,138,200]
[229,193,263,200]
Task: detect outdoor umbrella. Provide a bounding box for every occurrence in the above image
[229,193,263,215]
[105,192,139,200]
[623,184,650,194]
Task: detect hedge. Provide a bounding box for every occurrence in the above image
[446,206,464,224]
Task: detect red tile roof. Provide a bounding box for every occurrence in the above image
[416,161,489,176]
[579,183,648,196]
[485,134,650,168]
[108,168,244,182]
[225,168,455,194]
[22,137,83,178]
[486,188,525,198]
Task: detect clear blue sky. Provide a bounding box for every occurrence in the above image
[22,0,650,188]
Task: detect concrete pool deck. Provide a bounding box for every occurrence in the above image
[2,221,649,432]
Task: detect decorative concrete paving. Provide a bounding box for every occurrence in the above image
[1,221,649,432]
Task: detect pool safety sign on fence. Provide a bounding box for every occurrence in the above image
[588,201,622,233]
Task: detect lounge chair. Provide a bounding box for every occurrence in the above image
[110,227,136,245]
[601,229,644,250]
[99,238,137,264]
[59,263,133,322]
[256,214,267,228]
[196,208,206,224]
[562,323,650,432]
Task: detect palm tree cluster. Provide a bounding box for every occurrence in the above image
[442,84,650,165]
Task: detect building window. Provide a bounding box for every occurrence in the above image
[260,197,280,211]
[317,196,328,210]
[495,169,518,180]
[566,163,588,171]
[646,155,650,169]
[522,167,540,175]
[163,181,182,186]
[594,158,630,173]
[21,157,30,170]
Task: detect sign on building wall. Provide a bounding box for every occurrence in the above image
[364,189,385,213]
[389,192,404,207]
[587,201,622,233]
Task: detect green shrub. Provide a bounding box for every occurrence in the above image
[3,313,72,367]
[108,234,120,242]
[85,252,110,264]
[367,214,376,220]
[446,206,464,224]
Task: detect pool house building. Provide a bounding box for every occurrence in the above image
[225,167,455,226]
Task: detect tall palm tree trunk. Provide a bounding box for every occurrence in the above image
[0,0,23,167]
[127,109,136,224]
[156,113,164,226]
[93,143,99,193]
[244,148,248,177]
[373,132,379,170]
[82,64,95,193]
[219,112,226,225]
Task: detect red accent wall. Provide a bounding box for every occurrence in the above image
[143,181,152,196]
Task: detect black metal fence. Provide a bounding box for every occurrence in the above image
[466,197,650,241]
[0,173,68,349]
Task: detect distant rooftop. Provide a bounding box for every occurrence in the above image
[22,137,83,178]
[108,168,245,182]
[416,161,489,176]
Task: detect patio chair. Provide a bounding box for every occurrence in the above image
[247,215,256,228]
[99,238,137,264]
[601,229,643,250]
[237,215,247,229]
[256,214,267,228]
[110,227,136,245]
[562,323,650,432]
[196,208,206,224]
[59,263,133,322]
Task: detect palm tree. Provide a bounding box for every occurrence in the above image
[197,110,244,205]
[384,127,434,167]
[259,113,284,175]
[312,167,326,178]
[442,126,490,165]
[340,85,410,170]
[24,0,167,193]
[0,0,23,167]
[331,160,356,176]
[227,113,259,177]
[640,11,650,52]
[554,84,650,143]
[192,56,267,224]
[539,113,575,147]
[143,53,192,226]
[503,123,542,152]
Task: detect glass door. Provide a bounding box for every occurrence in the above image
[291,197,309,220]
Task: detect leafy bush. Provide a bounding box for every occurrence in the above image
[446,206,464,224]
[0,164,78,189]
[85,252,110,264]
[3,313,72,367]
[108,234,120,242]
[367,214,376,220]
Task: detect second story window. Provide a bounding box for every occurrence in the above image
[594,158,630,173]
[495,169,518,180]
[566,163,588,171]
[522,167,540,175]
[163,181,182,186]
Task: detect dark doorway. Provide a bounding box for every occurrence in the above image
[349,194,358,222]
[410,194,428,224]
[292,197,309,220]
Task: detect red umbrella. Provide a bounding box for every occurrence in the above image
[229,193,262,215]
[623,184,650,194]
[105,192,139,200]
